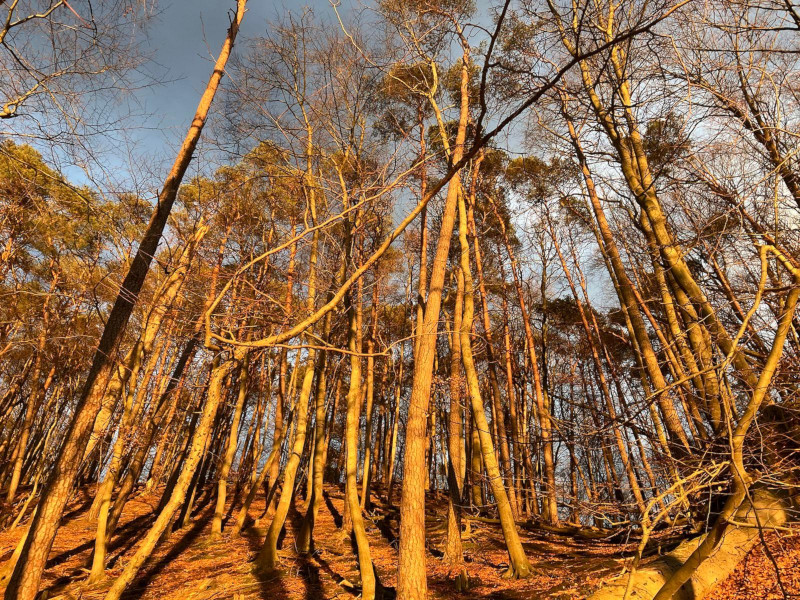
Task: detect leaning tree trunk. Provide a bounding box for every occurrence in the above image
[102,350,244,600]
[457,186,531,580]
[444,266,468,590]
[469,193,521,520]
[587,488,789,600]
[254,348,315,571]
[255,180,320,571]
[211,351,249,537]
[2,4,246,599]
[397,46,470,600]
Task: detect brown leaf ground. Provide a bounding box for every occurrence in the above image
[0,484,797,599]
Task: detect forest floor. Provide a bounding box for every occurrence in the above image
[1,484,798,600]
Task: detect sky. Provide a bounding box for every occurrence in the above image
[133,0,333,160]
[131,1,617,308]
[21,0,615,311]
[39,0,349,195]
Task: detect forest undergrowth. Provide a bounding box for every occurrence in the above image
[1,483,796,600]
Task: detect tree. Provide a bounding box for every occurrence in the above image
[3,3,246,597]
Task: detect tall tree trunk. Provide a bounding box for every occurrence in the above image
[469,191,520,519]
[211,351,249,537]
[397,47,470,600]
[557,99,691,453]
[2,5,246,597]
[297,241,342,550]
[456,187,531,579]
[256,172,320,569]
[386,344,404,506]
[444,266,468,589]
[340,285,378,599]
[102,350,244,600]
[360,279,380,510]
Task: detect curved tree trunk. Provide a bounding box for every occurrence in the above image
[397,45,471,600]
[254,349,315,571]
[211,351,249,537]
[256,168,321,570]
[102,350,243,600]
[444,266,468,589]
[341,290,378,599]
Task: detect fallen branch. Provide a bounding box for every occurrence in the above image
[587,488,790,600]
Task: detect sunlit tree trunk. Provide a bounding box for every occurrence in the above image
[211,351,249,537]
[341,284,378,598]
[256,192,320,570]
[456,186,531,579]
[444,266,468,589]
[397,48,470,600]
[556,98,691,453]
[2,5,245,596]
[360,279,380,510]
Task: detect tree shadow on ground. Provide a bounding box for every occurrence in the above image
[44,511,154,570]
[242,516,292,600]
[286,504,328,600]
[322,489,343,529]
[116,504,227,599]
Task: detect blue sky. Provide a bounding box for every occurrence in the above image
[35,0,347,194]
[43,0,616,309]
[134,0,333,160]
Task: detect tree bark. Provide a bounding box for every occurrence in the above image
[2,5,246,598]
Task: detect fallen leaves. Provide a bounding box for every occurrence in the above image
[0,485,796,600]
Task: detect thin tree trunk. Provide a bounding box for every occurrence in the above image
[360,279,380,510]
[456,186,531,579]
[211,351,249,537]
[3,5,246,597]
[340,286,378,599]
[397,47,470,600]
[101,350,242,600]
[444,266,468,589]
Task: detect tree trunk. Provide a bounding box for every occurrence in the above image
[397,47,471,600]
[103,350,243,600]
[2,5,246,597]
[340,287,378,599]
[211,351,249,537]
[444,266,468,589]
[457,186,531,580]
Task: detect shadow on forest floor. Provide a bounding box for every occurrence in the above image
[1,483,793,600]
